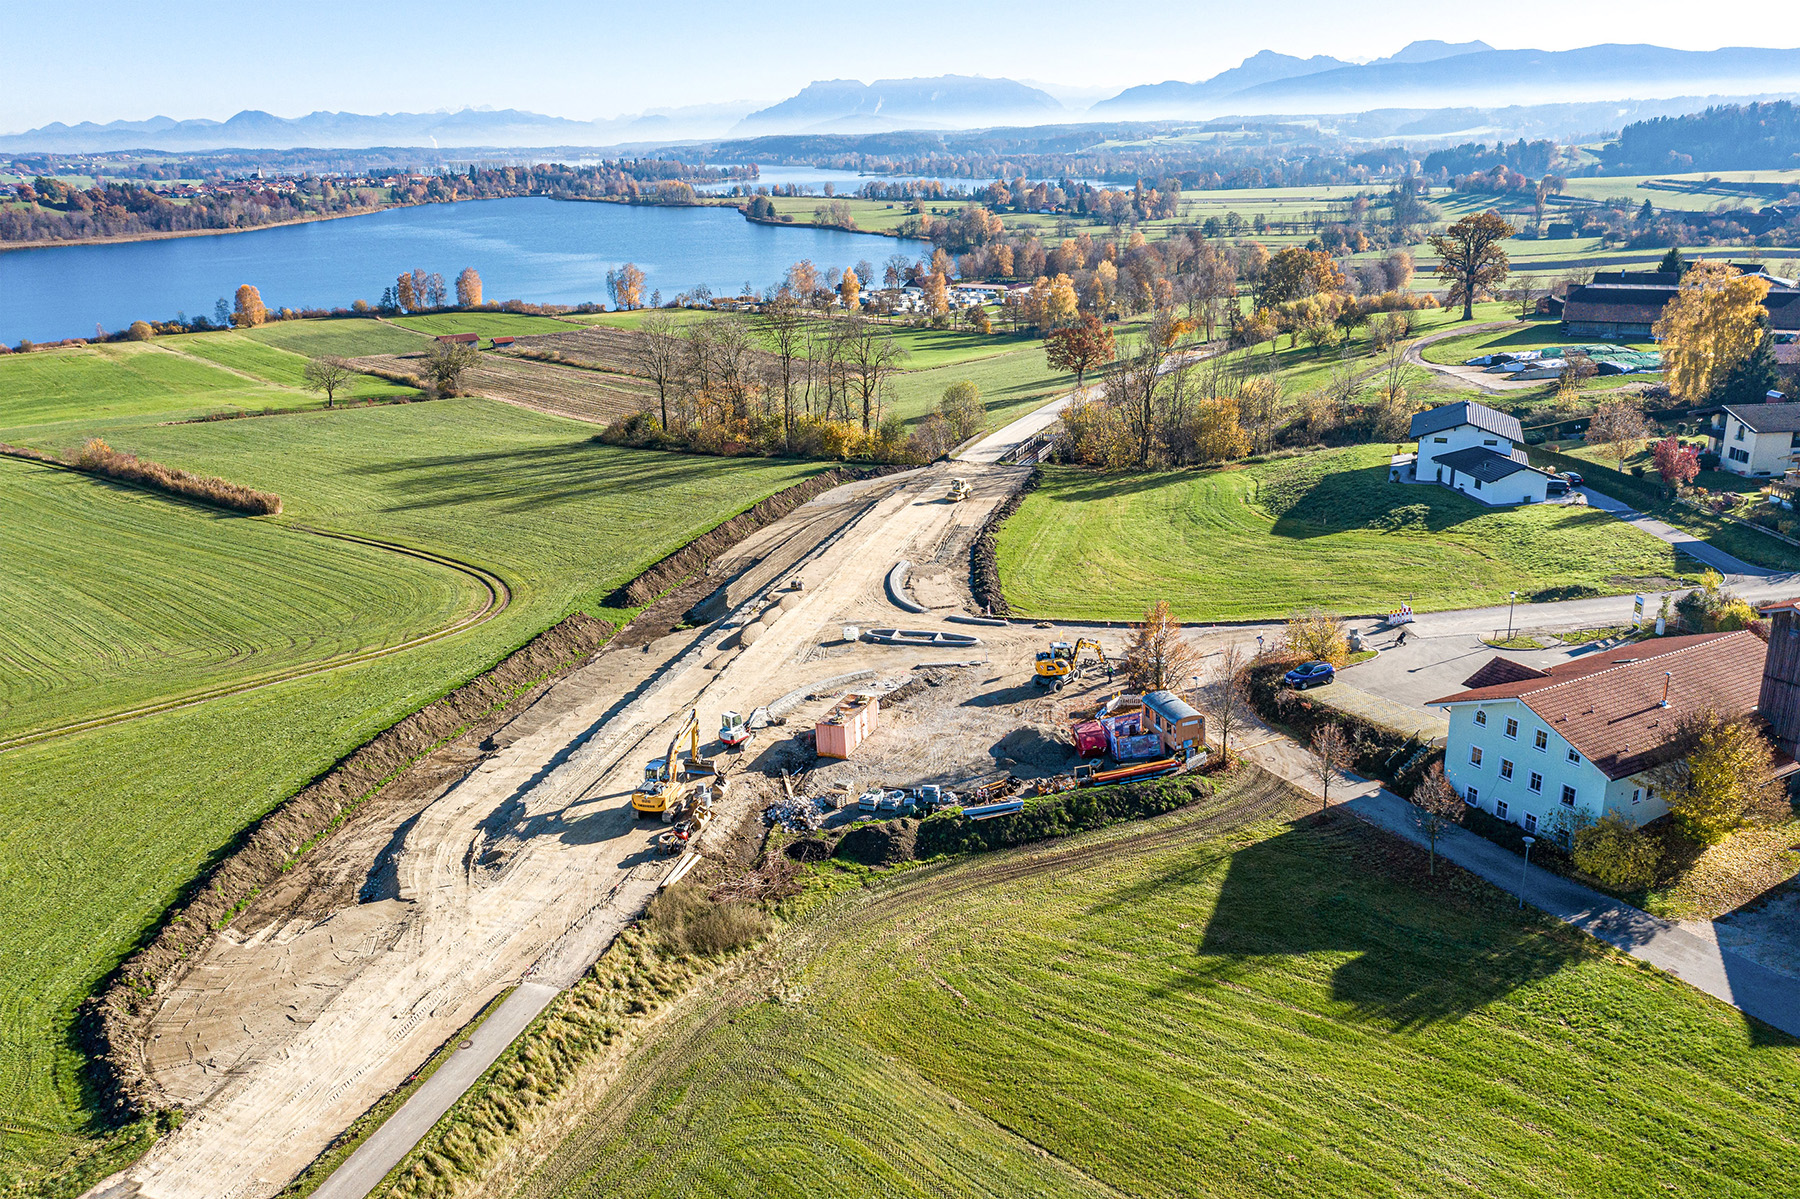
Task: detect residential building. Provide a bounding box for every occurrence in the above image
[1433,631,1768,842]
[1397,399,1556,505]
[1710,394,1800,477]
[1562,264,1800,340]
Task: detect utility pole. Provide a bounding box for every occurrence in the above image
[1519,835,1536,910]
[1507,591,1518,640]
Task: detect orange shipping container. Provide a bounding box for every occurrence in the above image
[815,693,880,759]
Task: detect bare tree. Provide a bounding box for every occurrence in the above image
[1411,763,1462,875]
[834,315,906,430]
[1309,722,1350,813]
[761,294,805,450]
[1211,640,1250,764]
[1585,398,1651,472]
[302,355,354,408]
[631,311,685,430]
[1504,273,1542,319]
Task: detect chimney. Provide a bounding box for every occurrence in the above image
[1660,671,1672,708]
[1767,390,1787,404]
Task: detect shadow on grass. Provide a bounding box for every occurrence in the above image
[1185,812,1587,1030]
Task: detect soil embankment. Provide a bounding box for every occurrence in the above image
[969,465,1037,616]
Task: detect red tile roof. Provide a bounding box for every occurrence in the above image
[1432,632,1767,779]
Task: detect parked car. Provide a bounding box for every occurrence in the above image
[1563,472,1584,488]
[1284,661,1336,689]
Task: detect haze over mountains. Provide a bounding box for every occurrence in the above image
[6,41,1800,152]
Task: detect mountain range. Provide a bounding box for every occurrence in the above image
[7,42,1800,152]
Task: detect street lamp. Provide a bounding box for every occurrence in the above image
[1519,835,1536,910]
[1507,591,1518,639]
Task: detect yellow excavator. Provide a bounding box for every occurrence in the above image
[1033,638,1106,690]
[631,709,710,817]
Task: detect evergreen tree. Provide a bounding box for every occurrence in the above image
[1709,325,1779,406]
[1657,246,1683,274]
[1637,198,1656,224]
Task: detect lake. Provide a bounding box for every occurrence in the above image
[0,197,889,343]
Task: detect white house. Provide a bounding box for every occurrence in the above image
[1710,394,1800,477]
[1397,400,1557,505]
[1433,631,1767,843]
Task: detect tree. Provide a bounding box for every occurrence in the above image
[1504,273,1542,318]
[1123,600,1199,693]
[232,284,267,328]
[1573,814,1662,889]
[1046,273,1080,328]
[425,272,448,308]
[395,272,417,312]
[1283,607,1348,667]
[1259,247,1346,307]
[785,259,821,300]
[1656,710,1783,845]
[303,355,354,408]
[922,271,949,318]
[1652,435,1700,491]
[607,262,646,310]
[455,267,482,308]
[421,340,480,394]
[1429,210,1513,320]
[1309,722,1350,812]
[1657,247,1684,275]
[1412,764,1461,875]
[1211,640,1249,764]
[759,295,804,448]
[1585,399,1651,472]
[1710,326,1779,408]
[1044,313,1115,388]
[1654,261,1772,402]
[126,321,153,341]
[937,380,985,442]
[840,267,861,311]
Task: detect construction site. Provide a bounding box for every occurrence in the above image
[91,453,1214,1199]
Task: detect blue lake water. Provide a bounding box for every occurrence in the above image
[0,197,890,343]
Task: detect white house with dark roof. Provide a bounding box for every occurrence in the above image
[1710,395,1800,477]
[1432,631,1768,843]
[1395,399,1557,505]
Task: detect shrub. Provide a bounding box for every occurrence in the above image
[1283,607,1348,667]
[126,320,153,341]
[641,881,768,956]
[1573,814,1662,889]
[66,438,281,515]
[914,777,1212,858]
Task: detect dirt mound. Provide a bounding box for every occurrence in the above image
[991,723,1074,772]
[784,837,832,863]
[969,466,1037,616]
[834,819,919,867]
[81,611,614,1119]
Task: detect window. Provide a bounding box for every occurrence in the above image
[1475,478,1483,490]
[1632,788,1641,805]
[1529,772,1543,793]
[1534,729,1548,751]
[1466,786,1479,805]
[1504,717,1518,739]
[1567,748,1581,764]
[1496,800,1509,819]
[1561,784,1577,807]
[1791,432,1800,449]
[1500,758,1515,779]
[1524,813,1538,833]
[1474,710,1487,726]
[1735,423,1747,441]
[1730,447,1750,463]
[1470,746,1484,767]
[1484,439,1498,446]
[1433,436,1447,444]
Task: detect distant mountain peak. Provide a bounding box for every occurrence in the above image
[737,75,1063,134]
[1373,39,1495,66]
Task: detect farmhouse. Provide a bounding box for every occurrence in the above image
[1395,399,1557,505]
[1708,393,1800,476]
[1562,265,1800,339]
[1433,631,1768,841]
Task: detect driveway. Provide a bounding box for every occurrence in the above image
[1578,485,1779,578]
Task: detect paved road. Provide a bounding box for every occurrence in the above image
[310,983,559,1199]
[958,386,1089,464]
[1578,485,1778,577]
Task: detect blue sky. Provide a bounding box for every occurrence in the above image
[6,0,1798,130]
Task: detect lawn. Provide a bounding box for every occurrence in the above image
[390,312,586,337]
[1417,319,1654,367]
[885,342,1076,431]
[165,330,420,399]
[0,395,827,1191]
[996,446,1694,621]
[514,771,1800,1199]
[245,316,427,358]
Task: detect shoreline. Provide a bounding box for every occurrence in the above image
[0,203,413,253]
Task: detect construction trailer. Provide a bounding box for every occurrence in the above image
[815,693,880,759]
[1142,690,1206,757]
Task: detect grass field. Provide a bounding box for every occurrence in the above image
[390,312,586,337]
[515,771,1800,1199]
[886,342,1076,430]
[996,446,1695,621]
[166,331,420,400]
[1417,319,1654,367]
[0,389,826,1190]
[245,317,428,358]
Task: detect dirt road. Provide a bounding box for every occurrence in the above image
[93,463,1040,1199]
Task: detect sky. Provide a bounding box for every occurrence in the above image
[6,0,1800,131]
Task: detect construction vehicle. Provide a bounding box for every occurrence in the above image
[947,478,971,502]
[632,709,712,817]
[720,711,751,748]
[1032,637,1107,690]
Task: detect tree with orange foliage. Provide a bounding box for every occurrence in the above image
[840,267,861,311]
[1429,210,1513,320]
[232,284,267,328]
[455,267,483,308]
[922,271,949,318]
[1124,600,1199,693]
[1044,313,1115,388]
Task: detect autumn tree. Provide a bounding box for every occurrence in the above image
[1655,710,1783,845]
[1653,261,1772,402]
[937,380,985,442]
[232,284,267,328]
[1124,600,1199,693]
[395,272,417,312]
[422,339,480,394]
[1309,722,1350,812]
[607,262,646,310]
[840,266,861,311]
[455,267,483,308]
[1652,435,1700,492]
[1411,764,1462,875]
[1585,399,1651,472]
[1429,210,1513,320]
[424,272,448,308]
[785,259,821,300]
[1573,814,1662,889]
[126,320,153,341]
[1046,273,1080,329]
[1283,607,1348,667]
[922,271,949,318]
[1044,313,1115,388]
[1259,247,1347,307]
[303,355,354,407]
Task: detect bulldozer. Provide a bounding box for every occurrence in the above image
[1032,638,1107,690]
[631,709,713,817]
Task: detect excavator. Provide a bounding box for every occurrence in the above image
[1032,638,1107,690]
[631,709,712,817]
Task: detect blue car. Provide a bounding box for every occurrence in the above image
[1284,661,1335,689]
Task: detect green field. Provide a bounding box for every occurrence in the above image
[390,312,586,337]
[166,331,421,399]
[516,771,1800,1199]
[1417,319,1656,367]
[996,446,1694,621]
[0,370,826,1189]
[887,342,1077,430]
[245,317,427,358]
